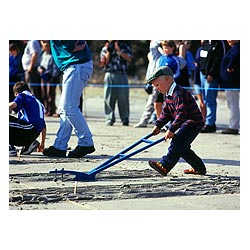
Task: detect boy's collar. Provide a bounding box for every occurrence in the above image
[166,82,176,97]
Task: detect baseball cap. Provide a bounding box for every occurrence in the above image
[147,66,173,84]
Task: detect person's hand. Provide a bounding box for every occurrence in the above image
[27,64,32,73]
[99,57,106,67]
[37,142,44,152]
[227,68,235,73]
[206,75,213,83]
[114,41,120,52]
[152,126,160,135]
[72,41,86,52]
[164,129,174,140]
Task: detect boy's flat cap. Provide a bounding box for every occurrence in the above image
[147,66,173,84]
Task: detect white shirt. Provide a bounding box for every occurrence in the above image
[166,81,176,97]
[21,40,41,70]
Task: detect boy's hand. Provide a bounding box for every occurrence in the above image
[37,143,44,152]
[164,130,174,140]
[152,126,160,135]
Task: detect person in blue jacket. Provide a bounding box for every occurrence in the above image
[9,81,46,156]
[220,40,240,134]
[154,40,180,119]
[43,40,95,158]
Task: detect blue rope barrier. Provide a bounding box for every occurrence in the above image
[9,82,240,91]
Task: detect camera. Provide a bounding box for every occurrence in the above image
[107,40,119,53]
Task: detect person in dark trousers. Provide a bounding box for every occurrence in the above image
[99,40,133,126]
[147,66,206,176]
[9,82,46,156]
[220,40,240,134]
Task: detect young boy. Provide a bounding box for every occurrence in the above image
[147,66,206,176]
[9,81,46,156]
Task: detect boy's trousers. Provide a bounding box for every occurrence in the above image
[160,124,206,172]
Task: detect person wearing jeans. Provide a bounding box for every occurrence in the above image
[200,72,219,127]
[43,40,95,158]
[198,40,226,133]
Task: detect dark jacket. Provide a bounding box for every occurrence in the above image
[219,42,240,89]
[199,40,226,78]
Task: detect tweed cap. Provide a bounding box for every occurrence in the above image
[147,66,173,84]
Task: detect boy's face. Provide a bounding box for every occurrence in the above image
[162,45,174,55]
[152,76,171,94]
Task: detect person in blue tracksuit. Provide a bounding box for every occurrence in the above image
[9,81,46,156]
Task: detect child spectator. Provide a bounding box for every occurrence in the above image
[154,40,180,119]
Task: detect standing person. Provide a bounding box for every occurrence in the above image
[43,40,95,158]
[38,41,57,116]
[193,41,207,122]
[134,40,162,128]
[174,40,190,89]
[220,40,240,134]
[99,40,133,126]
[21,40,42,102]
[9,43,24,102]
[155,40,180,119]
[147,66,206,176]
[183,40,196,87]
[199,40,226,133]
[9,81,46,156]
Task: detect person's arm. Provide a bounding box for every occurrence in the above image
[37,127,46,152]
[72,40,86,52]
[9,101,17,111]
[115,42,132,62]
[99,44,110,67]
[27,52,39,73]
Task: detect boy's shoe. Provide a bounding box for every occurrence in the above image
[9,145,17,157]
[43,146,67,157]
[68,145,95,158]
[21,140,40,155]
[183,167,206,175]
[148,160,168,176]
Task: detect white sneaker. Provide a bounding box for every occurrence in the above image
[21,140,40,155]
[133,121,147,128]
[9,145,17,157]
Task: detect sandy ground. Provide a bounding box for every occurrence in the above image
[9,86,240,210]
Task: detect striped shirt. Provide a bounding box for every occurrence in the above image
[155,83,204,132]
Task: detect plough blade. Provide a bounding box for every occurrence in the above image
[49,168,96,181]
